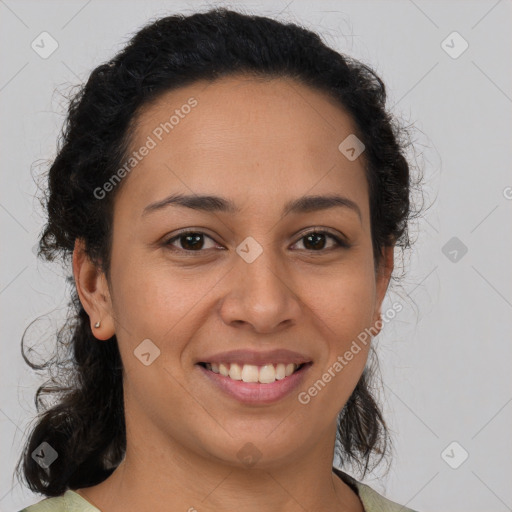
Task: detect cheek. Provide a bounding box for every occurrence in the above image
[304,263,377,330]
[299,266,375,404]
[109,250,198,333]
[108,250,229,376]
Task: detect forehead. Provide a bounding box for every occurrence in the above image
[132,74,359,154]
[117,74,369,220]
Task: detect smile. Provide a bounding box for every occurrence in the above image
[200,362,303,384]
[197,361,312,404]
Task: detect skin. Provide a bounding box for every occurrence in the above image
[73,74,394,512]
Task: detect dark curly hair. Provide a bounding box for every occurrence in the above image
[16,7,424,497]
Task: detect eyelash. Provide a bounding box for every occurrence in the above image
[163,229,349,255]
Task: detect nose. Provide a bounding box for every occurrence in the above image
[219,247,303,334]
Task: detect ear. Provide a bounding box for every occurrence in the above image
[72,238,115,341]
[371,245,395,336]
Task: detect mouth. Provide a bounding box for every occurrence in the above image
[196,361,313,404]
[197,361,307,384]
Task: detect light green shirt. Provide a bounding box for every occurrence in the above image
[18,468,418,512]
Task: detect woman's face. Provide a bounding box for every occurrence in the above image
[96,75,393,469]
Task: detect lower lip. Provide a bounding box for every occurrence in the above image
[197,363,312,405]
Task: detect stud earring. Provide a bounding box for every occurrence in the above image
[94,321,101,328]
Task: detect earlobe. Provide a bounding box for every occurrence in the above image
[72,239,116,341]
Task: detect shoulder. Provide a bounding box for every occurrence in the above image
[355,481,418,512]
[333,466,419,512]
[17,490,101,512]
[18,478,419,512]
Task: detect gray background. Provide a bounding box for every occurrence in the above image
[1,1,511,511]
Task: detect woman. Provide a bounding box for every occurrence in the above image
[16,7,423,512]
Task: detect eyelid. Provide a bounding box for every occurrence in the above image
[295,226,348,243]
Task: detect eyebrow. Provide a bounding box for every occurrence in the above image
[142,193,362,223]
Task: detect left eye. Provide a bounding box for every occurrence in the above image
[291,231,347,251]
[164,230,347,253]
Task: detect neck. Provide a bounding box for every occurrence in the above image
[75,418,364,512]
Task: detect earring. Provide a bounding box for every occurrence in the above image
[94,321,101,328]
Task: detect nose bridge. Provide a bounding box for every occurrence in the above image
[242,244,282,289]
[238,234,288,298]
[220,235,302,332]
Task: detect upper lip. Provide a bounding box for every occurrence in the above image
[197,349,312,366]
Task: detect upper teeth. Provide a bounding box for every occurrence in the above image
[204,362,300,383]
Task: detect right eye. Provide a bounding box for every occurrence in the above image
[163,231,222,253]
